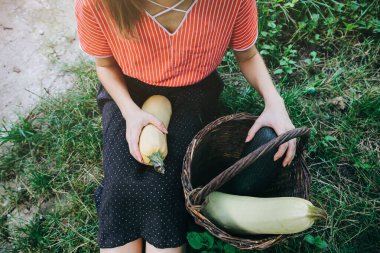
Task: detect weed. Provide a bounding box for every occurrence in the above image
[0,1,379,252]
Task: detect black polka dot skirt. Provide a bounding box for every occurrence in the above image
[93,69,225,249]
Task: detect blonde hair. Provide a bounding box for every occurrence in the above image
[98,0,146,40]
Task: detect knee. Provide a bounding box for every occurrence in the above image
[100,237,143,253]
[145,241,186,253]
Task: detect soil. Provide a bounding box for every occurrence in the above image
[0,0,89,129]
[0,1,89,249]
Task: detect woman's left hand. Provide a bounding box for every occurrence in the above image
[245,98,296,167]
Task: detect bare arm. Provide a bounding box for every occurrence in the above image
[94,56,168,164]
[95,56,139,119]
[234,45,283,104]
[234,45,296,167]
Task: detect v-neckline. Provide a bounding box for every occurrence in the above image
[144,0,199,37]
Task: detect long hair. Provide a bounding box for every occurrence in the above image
[98,0,146,40]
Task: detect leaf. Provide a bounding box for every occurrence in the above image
[262,44,274,50]
[311,14,320,21]
[286,68,294,74]
[315,240,328,249]
[305,86,317,94]
[324,135,337,142]
[304,234,328,249]
[314,236,329,249]
[304,59,312,65]
[224,243,237,253]
[304,234,315,245]
[215,239,223,250]
[201,231,215,249]
[298,21,306,29]
[273,69,283,75]
[187,231,215,250]
[280,58,289,65]
[268,21,276,28]
[354,161,372,170]
[187,232,204,250]
[260,50,270,55]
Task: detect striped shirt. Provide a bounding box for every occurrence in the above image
[74,0,258,87]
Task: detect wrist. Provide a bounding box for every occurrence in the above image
[121,100,140,119]
[264,93,284,108]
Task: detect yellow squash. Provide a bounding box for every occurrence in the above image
[201,191,326,235]
[139,95,172,174]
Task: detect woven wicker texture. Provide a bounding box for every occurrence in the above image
[181,112,311,250]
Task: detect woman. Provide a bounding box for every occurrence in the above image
[74,0,296,252]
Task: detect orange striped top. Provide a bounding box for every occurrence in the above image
[74,0,258,87]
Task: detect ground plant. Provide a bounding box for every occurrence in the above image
[0,0,379,252]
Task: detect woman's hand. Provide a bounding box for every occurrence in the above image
[124,107,168,164]
[235,46,296,167]
[245,97,296,167]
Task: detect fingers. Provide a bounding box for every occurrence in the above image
[131,129,144,162]
[149,115,168,134]
[124,111,164,165]
[273,127,297,167]
[245,120,263,142]
[126,128,145,164]
[274,142,288,163]
[282,139,297,167]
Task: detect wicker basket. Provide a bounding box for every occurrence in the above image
[181,112,311,250]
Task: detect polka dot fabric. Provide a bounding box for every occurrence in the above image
[93,69,225,249]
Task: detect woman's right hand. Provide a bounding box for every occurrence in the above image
[124,107,168,164]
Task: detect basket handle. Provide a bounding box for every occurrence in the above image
[192,127,311,205]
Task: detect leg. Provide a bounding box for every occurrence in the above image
[145,242,186,253]
[141,76,224,251]
[136,94,205,250]
[95,101,147,249]
[100,238,143,253]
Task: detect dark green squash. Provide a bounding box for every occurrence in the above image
[219,127,284,196]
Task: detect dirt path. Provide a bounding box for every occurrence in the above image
[0,1,90,249]
[0,0,89,129]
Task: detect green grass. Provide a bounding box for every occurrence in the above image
[1,0,379,252]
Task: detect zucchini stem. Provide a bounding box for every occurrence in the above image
[308,206,327,220]
[148,151,165,174]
